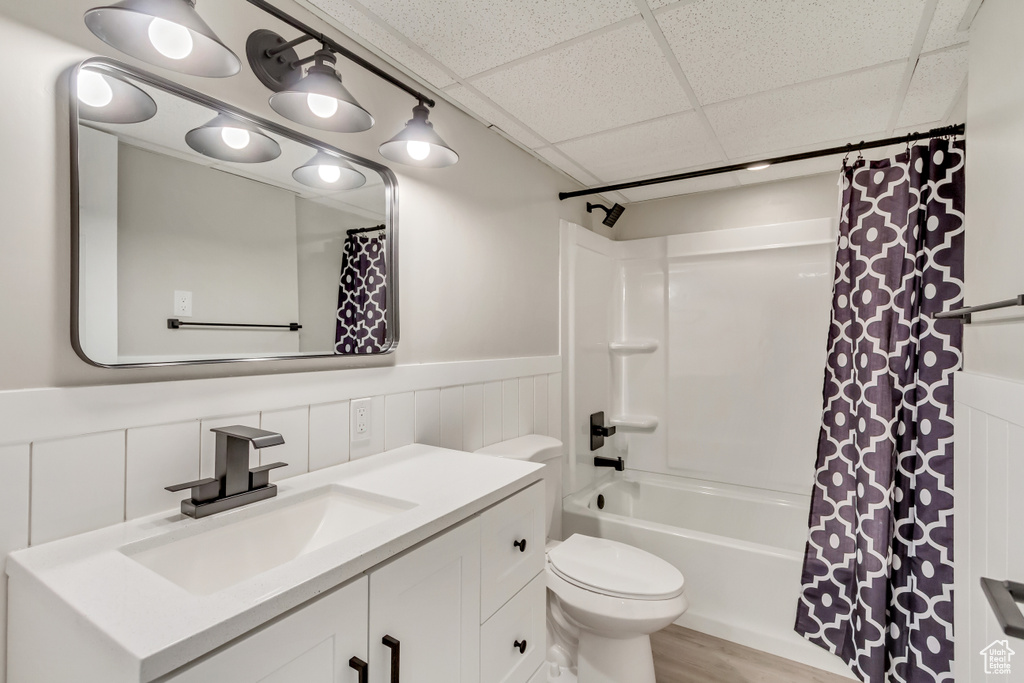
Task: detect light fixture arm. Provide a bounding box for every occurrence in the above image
[265,33,313,58]
[244,0,436,108]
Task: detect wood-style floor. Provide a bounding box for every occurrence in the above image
[651,626,853,683]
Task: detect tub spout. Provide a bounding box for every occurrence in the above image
[594,455,624,471]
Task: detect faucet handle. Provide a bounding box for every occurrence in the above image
[165,477,220,503]
[249,462,288,490]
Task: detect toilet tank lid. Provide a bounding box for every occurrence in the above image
[475,435,563,462]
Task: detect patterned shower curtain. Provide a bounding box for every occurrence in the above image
[335,230,387,354]
[795,138,965,683]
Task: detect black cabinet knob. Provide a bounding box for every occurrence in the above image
[514,639,527,654]
[513,538,527,553]
[349,656,368,683]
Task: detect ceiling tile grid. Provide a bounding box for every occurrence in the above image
[922,0,973,52]
[656,0,927,105]
[556,111,722,182]
[304,0,972,204]
[896,45,969,128]
[469,21,693,144]
[302,0,457,88]
[704,63,907,159]
[348,0,639,77]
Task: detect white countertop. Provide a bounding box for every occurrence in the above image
[6,444,543,682]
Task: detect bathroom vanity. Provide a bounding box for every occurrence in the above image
[5,445,547,683]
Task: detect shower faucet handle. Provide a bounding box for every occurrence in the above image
[589,411,616,451]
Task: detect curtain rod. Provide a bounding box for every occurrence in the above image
[558,123,966,201]
[347,225,386,235]
[244,0,436,107]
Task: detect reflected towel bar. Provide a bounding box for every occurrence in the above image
[167,319,301,331]
[981,577,1024,639]
[934,295,1024,324]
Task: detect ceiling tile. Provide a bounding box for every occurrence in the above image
[921,0,972,52]
[648,0,698,10]
[556,112,722,182]
[304,0,456,88]
[535,147,601,186]
[344,0,638,78]
[897,45,969,128]
[705,63,905,158]
[471,22,692,143]
[621,173,739,203]
[658,0,926,105]
[444,85,548,149]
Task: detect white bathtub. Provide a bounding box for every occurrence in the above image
[561,471,854,678]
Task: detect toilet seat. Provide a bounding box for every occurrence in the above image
[547,534,684,601]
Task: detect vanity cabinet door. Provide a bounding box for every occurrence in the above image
[368,518,481,683]
[165,576,369,683]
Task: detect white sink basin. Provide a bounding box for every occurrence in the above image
[122,485,416,595]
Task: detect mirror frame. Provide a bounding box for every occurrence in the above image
[69,57,399,368]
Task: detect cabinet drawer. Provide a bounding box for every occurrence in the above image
[479,482,546,620]
[481,572,546,683]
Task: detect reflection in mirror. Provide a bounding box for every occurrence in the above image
[72,59,396,367]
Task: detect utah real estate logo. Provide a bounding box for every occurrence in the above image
[980,640,1015,675]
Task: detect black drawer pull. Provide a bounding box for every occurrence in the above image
[382,635,401,683]
[514,639,527,654]
[513,538,527,553]
[349,656,368,683]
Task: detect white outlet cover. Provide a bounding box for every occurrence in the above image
[173,290,192,317]
[351,397,372,442]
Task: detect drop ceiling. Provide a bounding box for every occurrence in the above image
[297,0,974,204]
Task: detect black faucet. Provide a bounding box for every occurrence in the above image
[166,425,288,519]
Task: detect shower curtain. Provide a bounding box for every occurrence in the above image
[335,230,387,354]
[795,138,965,683]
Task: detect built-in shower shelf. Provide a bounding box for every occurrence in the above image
[610,415,659,431]
[609,340,658,354]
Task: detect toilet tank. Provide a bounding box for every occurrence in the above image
[475,435,564,540]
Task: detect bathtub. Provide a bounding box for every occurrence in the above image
[561,471,854,679]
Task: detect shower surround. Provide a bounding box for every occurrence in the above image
[560,218,846,674]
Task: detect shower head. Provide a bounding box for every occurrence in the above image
[586,202,625,228]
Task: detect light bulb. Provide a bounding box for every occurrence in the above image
[220,127,251,150]
[307,93,339,119]
[78,70,113,108]
[406,140,430,161]
[317,165,342,184]
[148,17,193,60]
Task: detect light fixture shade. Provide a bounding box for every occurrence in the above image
[76,67,157,124]
[292,151,366,191]
[269,61,374,133]
[84,0,240,78]
[185,114,281,163]
[379,104,459,168]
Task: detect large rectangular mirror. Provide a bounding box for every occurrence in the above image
[71,58,398,368]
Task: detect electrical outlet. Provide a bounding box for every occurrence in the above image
[352,398,372,442]
[173,290,193,317]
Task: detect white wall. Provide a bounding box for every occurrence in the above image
[0,1,591,390]
[612,172,839,240]
[963,0,1024,381]
[116,145,301,360]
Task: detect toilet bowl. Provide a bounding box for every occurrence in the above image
[476,436,688,683]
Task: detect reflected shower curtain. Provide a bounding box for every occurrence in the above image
[795,138,965,682]
[335,230,387,354]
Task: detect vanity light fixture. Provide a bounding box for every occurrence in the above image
[76,66,157,124]
[84,0,240,78]
[241,1,458,167]
[185,114,281,163]
[264,45,374,133]
[379,100,459,168]
[292,151,366,190]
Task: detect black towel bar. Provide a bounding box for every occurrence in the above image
[934,295,1024,324]
[167,319,301,331]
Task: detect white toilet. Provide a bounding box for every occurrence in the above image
[476,436,688,683]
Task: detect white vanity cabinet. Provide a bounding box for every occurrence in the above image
[156,482,545,683]
[163,576,369,683]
